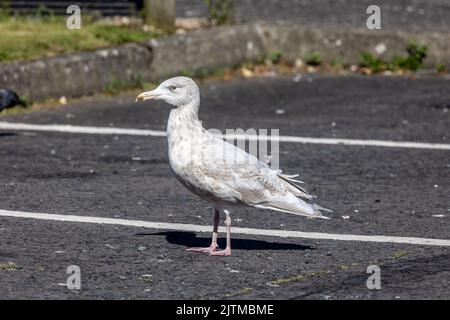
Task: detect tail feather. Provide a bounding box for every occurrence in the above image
[278,173,305,184]
[265,172,333,219]
[312,204,333,213]
[277,173,312,199]
[253,200,331,220]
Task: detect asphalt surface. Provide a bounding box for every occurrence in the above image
[0,74,449,299]
[177,0,450,32]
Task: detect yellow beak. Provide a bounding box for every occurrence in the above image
[135,90,160,102]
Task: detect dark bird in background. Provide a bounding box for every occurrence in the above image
[0,89,27,112]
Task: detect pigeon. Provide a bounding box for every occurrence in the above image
[0,89,26,112]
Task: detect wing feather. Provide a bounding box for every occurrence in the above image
[176,133,330,218]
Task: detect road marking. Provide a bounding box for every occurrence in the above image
[0,121,449,150]
[0,121,166,137]
[1,209,450,247]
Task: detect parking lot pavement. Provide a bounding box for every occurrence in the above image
[0,75,449,299]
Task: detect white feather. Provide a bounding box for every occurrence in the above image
[144,77,331,219]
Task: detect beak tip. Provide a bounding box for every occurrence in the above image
[135,90,158,103]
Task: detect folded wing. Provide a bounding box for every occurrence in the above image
[182,134,331,219]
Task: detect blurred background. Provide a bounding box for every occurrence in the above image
[2,0,449,62]
[2,0,450,29]
[0,0,449,107]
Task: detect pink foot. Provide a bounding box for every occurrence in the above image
[209,248,231,256]
[186,245,218,254]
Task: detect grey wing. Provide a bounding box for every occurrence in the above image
[186,135,329,218]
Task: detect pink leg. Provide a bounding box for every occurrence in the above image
[186,209,220,254]
[210,210,232,256]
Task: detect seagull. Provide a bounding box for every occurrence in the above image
[136,77,331,256]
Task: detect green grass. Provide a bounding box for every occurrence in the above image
[0,262,17,270]
[331,56,345,68]
[306,51,322,66]
[359,52,384,72]
[0,15,160,63]
[204,0,234,25]
[268,269,329,286]
[268,51,282,64]
[436,63,446,73]
[392,251,407,260]
[224,287,253,298]
[360,41,428,73]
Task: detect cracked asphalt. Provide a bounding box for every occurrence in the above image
[0,74,449,299]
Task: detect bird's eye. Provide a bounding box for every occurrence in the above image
[169,85,177,92]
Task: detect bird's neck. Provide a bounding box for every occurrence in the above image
[167,99,203,138]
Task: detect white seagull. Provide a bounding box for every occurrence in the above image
[136,77,331,256]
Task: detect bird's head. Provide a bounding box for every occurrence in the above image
[135,76,200,107]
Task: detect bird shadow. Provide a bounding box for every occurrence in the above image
[0,133,17,137]
[135,231,313,251]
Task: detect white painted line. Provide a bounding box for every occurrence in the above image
[0,121,449,150]
[1,209,450,247]
[0,121,166,137]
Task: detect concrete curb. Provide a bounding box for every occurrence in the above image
[261,23,450,68]
[146,24,266,80]
[1,23,449,101]
[0,44,151,101]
